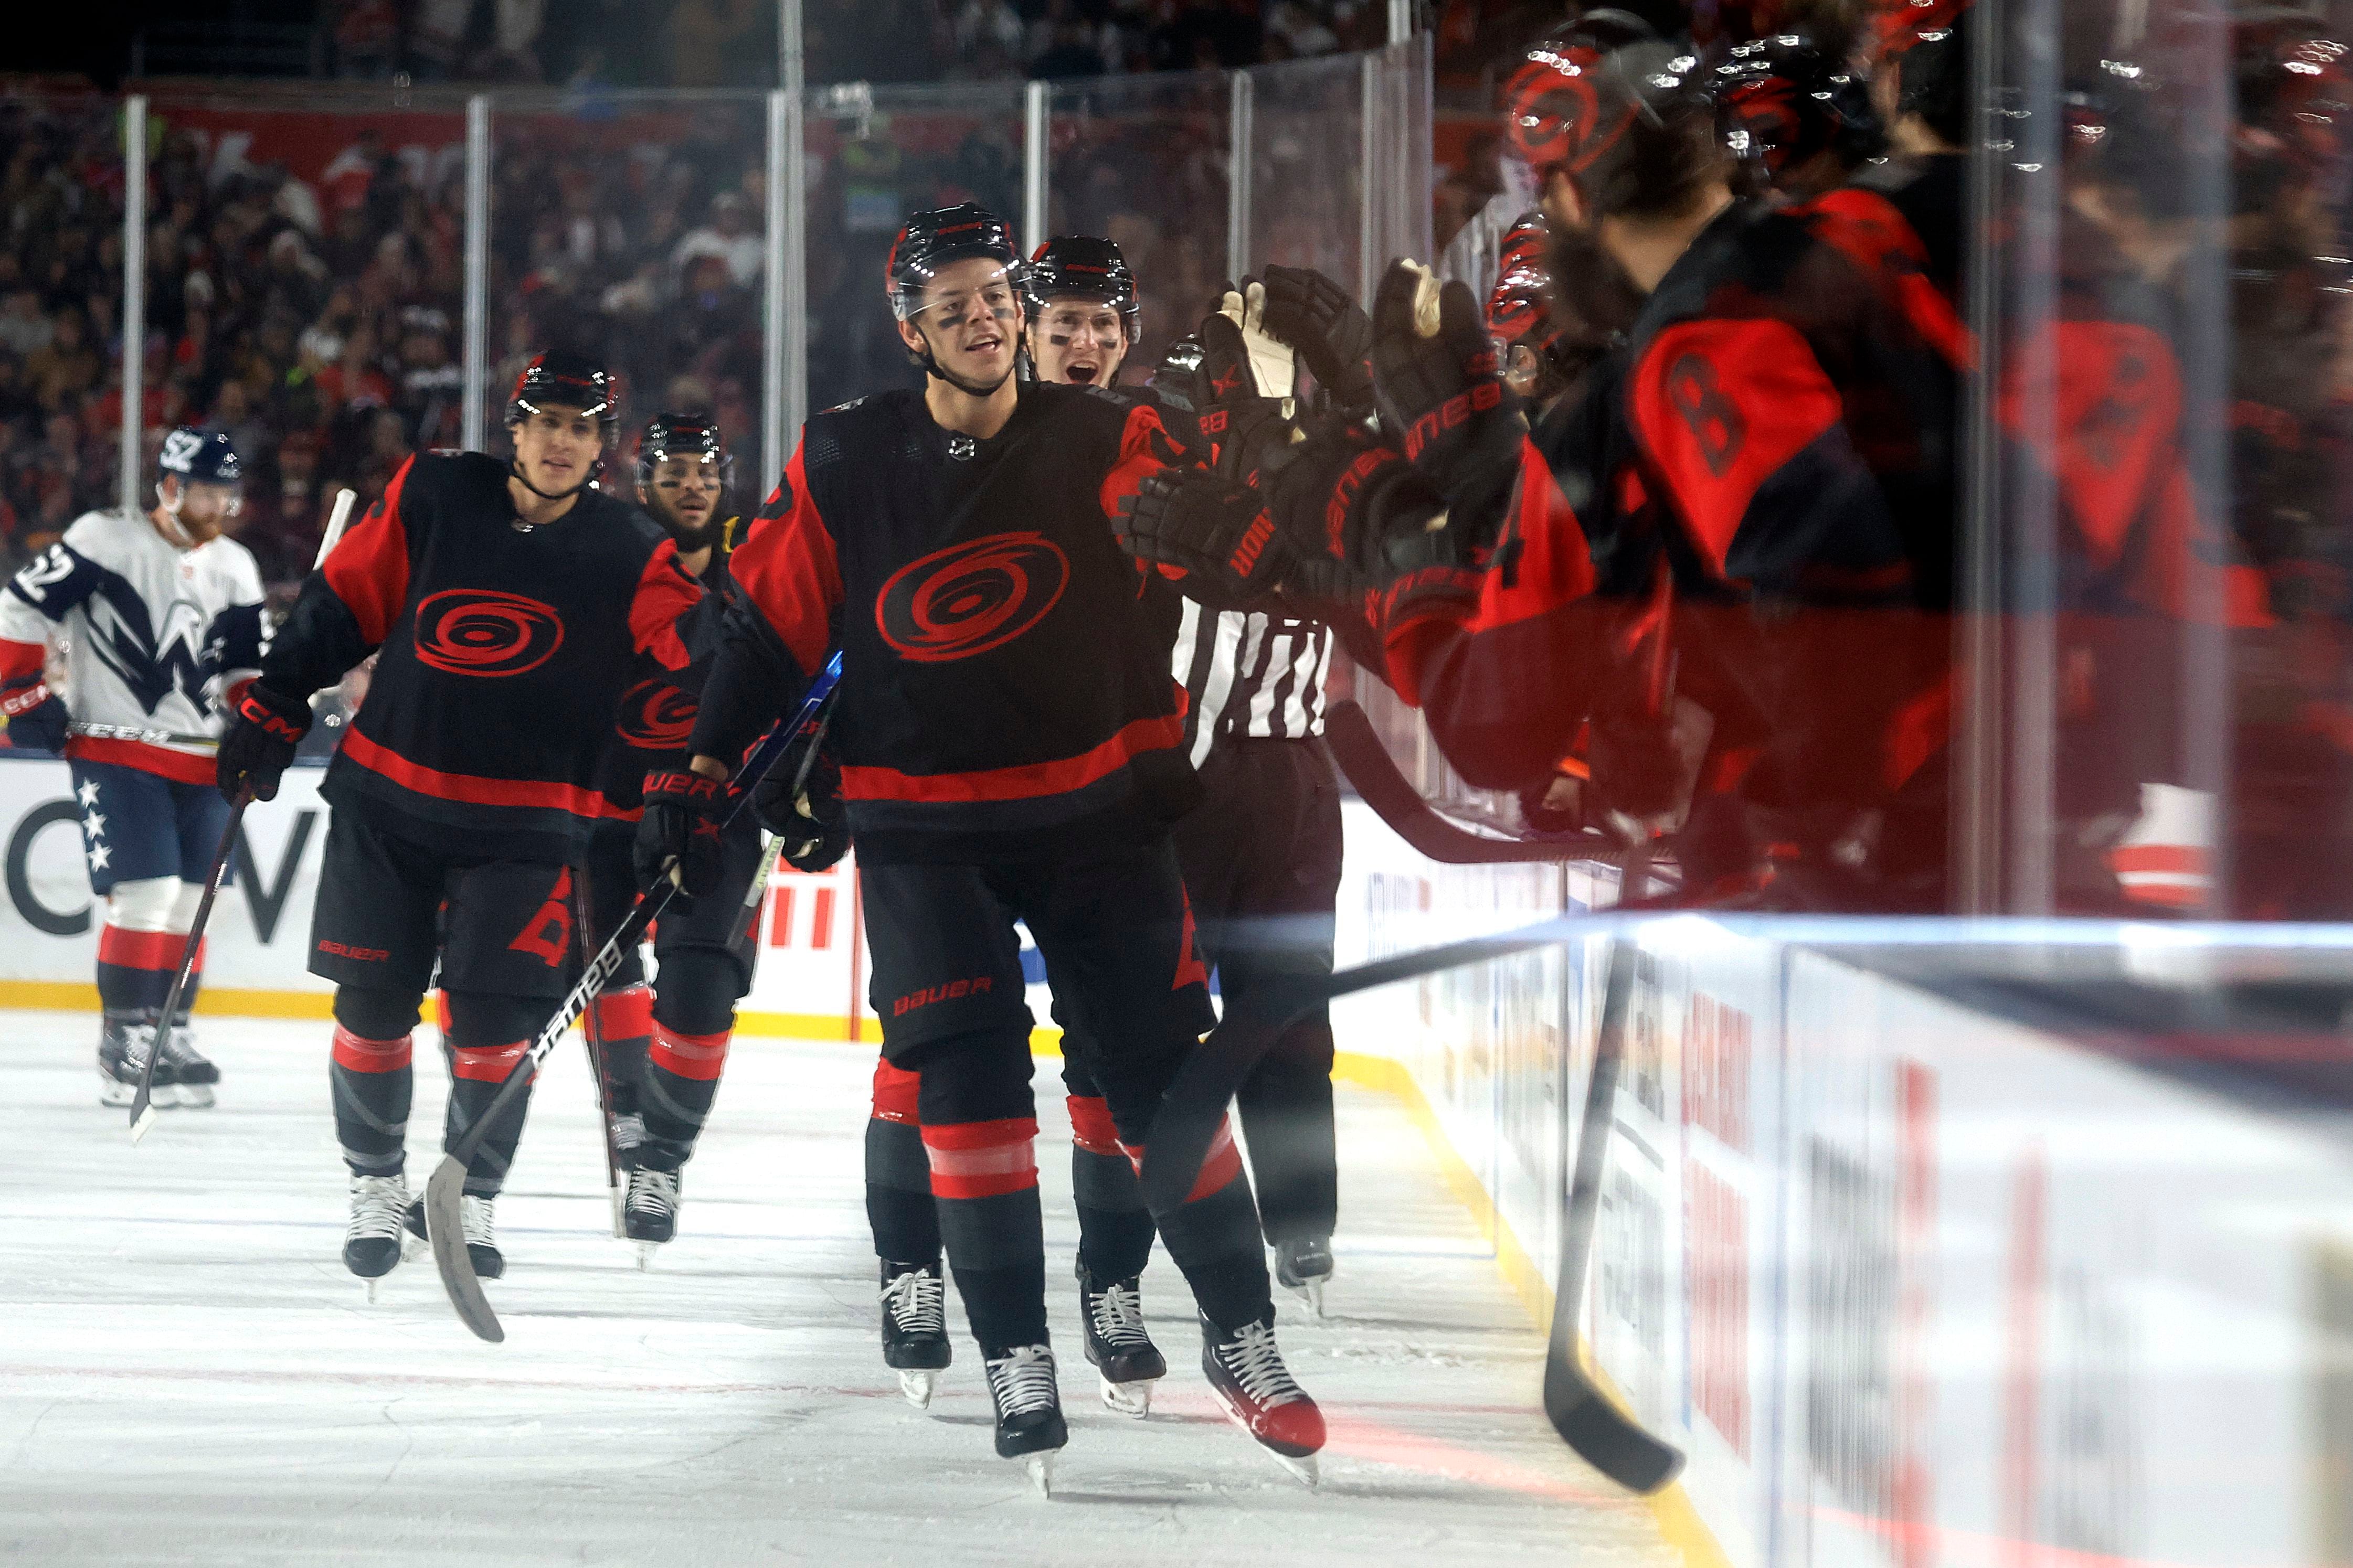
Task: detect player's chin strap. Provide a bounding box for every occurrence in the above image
[507,452,603,504]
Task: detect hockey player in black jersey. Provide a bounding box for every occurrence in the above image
[214,352,711,1297]
[581,412,782,1261]
[641,206,1323,1488]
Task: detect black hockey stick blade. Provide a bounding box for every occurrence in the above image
[1540,934,1684,1493]
[130,788,250,1140]
[1321,700,1627,867]
[427,653,843,1340]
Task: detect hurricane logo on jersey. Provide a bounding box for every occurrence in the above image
[617,678,698,748]
[875,532,1069,663]
[412,589,566,677]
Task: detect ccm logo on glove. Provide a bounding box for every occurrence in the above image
[237,688,309,743]
[1403,379,1503,464]
[1,682,51,718]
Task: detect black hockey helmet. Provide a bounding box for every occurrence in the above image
[1025,236,1141,342]
[157,426,242,488]
[1712,34,1885,186]
[1501,9,1660,175]
[1542,41,1723,226]
[507,350,621,434]
[635,410,734,491]
[885,204,1023,322]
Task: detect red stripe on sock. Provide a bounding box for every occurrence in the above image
[331,1026,413,1072]
[593,984,653,1039]
[649,1021,730,1082]
[98,924,186,970]
[1122,1118,1242,1204]
[872,1059,920,1124]
[923,1117,1038,1199]
[1067,1095,1122,1157]
[451,1041,528,1082]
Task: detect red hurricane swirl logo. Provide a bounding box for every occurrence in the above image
[617,679,698,748]
[412,589,566,677]
[876,532,1069,663]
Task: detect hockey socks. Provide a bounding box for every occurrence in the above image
[925,1115,1048,1351]
[866,1060,940,1266]
[1068,1094,1156,1282]
[1126,1115,1274,1334]
[329,990,421,1177]
[589,983,653,1128]
[96,923,198,1016]
[638,1020,729,1170]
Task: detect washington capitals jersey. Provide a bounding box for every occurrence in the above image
[259,451,711,862]
[0,508,265,784]
[697,382,1200,864]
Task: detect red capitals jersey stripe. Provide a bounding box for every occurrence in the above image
[1630,318,1845,582]
[840,710,1184,804]
[65,735,217,785]
[732,444,843,678]
[338,724,638,818]
[628,538,703,672]
[324,454,414,647]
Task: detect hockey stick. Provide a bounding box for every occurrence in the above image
[1541,926,1684,1493]
[425,650,844,1342]
[569,859,626,1238]
[725,694,839,951]
[127,785,250,1139]
[69,721,218,749]
[1321,700,1636,867]
[124,495,358,1137]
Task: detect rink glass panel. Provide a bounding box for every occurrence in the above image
[801,81,1026,417]
[1044,71,1234,383]
[1242,55,1368,355]
[484,91,772,487]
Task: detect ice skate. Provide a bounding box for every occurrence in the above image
[405,1192,503,1279]
[879,1260,951,1407]
[158,1020,218,1109]
[344,1173,411,1300]
[1202,1312,1324,1487]
[1274,1235,1333,1318]
[1077,1262,1164,1416]
[981,1342,1066,1490]
[624,1166,681,1267]
[97,1011,176,1108]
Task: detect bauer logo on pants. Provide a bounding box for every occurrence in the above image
[412,588,567,677]
[875,533,1068,663]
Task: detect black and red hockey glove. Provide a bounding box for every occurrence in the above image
[1369,260,1523,501]
[634,767,726,901]
[1260,264,1376,415]
[1117,471,1308,611]
[754,748,850,873]
[216,682,311,803]
[1,675,68,752]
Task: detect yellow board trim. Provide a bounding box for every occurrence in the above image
[0,980,1730,1568]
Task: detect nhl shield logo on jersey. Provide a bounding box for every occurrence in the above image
[411,588,568,677]
[617,678,698,749]
[875,532,1069,663]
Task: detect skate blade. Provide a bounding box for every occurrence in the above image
[365,1275,383,1305]
[1024,1452,1054,1498]
[610,1187,625,1240]
[898,1369,938,1410]
[634,1241,660,1271]
[174,1084,215,1110]
[1099,1374,1155,1418]
[399,1230,428,1263]
[1282,1277,1329,1318]
[99,1076,136,1108]
[1271,1451,1319,1489]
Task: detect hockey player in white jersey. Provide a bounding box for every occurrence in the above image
[0,429,266,1107]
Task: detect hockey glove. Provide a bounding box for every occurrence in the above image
[1196,394,1301,486]
[1,681,68,752]
[1260,264,1376,415]
[635,767,727,901]
[754,748,850,873]
[1370,259,1523,500]
[215,682,311,803]
[1118,472,1306,611]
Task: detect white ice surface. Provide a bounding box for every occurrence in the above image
[0,1011,1677,1566]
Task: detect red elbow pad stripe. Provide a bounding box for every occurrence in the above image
[923,1117,1040,1199]
[97,925,188,972]
[649,1022,731,1082]
[451,1041,529,1082]
[1066,1095,1122,1157]
[872,1059,921,1124]
[591,984,654,1040]
[332,1026,414,1073]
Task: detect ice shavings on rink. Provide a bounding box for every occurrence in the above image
[0,1011,1676,1566]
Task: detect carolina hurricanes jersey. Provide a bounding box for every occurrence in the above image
[596,532,736,816]
[695,382,1200,864]
[0,507,266,784]
[259,451,711,862]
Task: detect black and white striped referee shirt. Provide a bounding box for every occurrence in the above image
[1171,600,1333,765]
